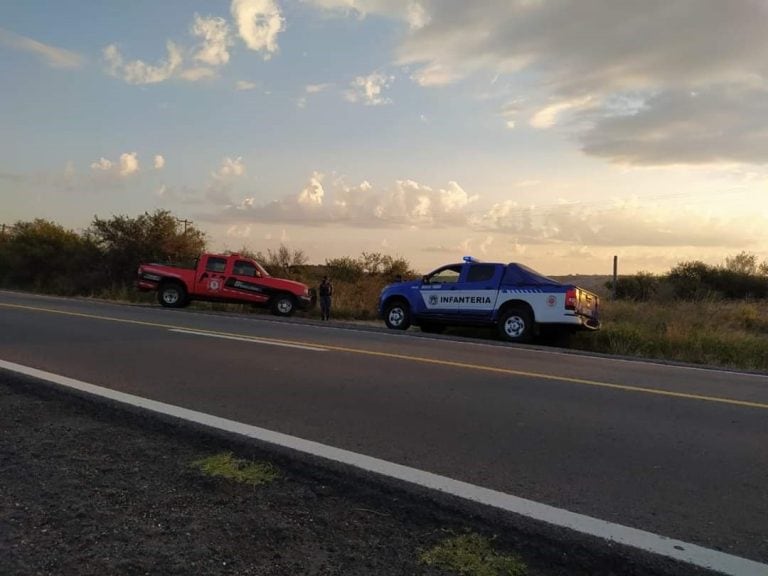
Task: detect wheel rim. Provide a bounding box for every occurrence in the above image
[504,315,525,338]
[388,307,404,327]
[277,299,293,314]
[163,290,179,305]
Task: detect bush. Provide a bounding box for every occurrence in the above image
[607,271,658,301]
[89,210,206,286]
[324,256,365,282]
[665,255,768,300]
[0,219,101,295]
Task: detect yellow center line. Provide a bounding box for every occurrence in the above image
[3,302,768,410]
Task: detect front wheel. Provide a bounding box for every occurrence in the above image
[271,293,296,316]
[158,283,188,308]
[497,307,533,343]
[384,301,411,330]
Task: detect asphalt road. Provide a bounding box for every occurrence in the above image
[2,290,767,566]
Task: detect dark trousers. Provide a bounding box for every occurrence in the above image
[320,295,331,320]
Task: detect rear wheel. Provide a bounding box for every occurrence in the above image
[158,283,188,308]
[384,300,411,330]
[497,306,533,342]
[271,293,296,316]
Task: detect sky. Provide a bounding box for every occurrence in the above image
[1,0,766,275]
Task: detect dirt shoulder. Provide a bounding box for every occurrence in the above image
[1,372,711,576]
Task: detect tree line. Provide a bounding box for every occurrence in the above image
[610,252,768,301]
[4,209,762,302]
[0,210,415,297]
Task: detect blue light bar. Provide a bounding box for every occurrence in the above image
[463,256,479,263]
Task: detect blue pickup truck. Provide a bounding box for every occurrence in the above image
[378,257,600,342]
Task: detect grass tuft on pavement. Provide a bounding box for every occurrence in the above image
[192,452,280,486]
[420,532,527,576]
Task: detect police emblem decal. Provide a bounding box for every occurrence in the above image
[429,294,438,306]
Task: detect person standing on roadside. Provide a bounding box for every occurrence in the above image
[318,275,333,321]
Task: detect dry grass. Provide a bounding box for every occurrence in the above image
[571,299,768,370]
[327,277,391,320]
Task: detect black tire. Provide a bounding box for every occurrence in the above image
[271,293,296,316]
[384,300,411,330]
[420,323,445,334]
[497,306,533,342]
[158,283,188,308]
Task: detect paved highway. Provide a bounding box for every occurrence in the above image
[2,290,767,567]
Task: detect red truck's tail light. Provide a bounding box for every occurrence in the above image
[565,287,577,310]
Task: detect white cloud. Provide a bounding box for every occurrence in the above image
[344,72,394,105]
[212,156,246,179]
[529,96,594,129]
[297,172,325,206]
[179,67,216,81]
[103,41,182,85]
[154,155,166,169]
[204,174,479,227]
[236,80,257,90]
[410,62,461,87]
[89,152,139,177]
[0,27,83,69]
[305,0,430,30]
[119,152,139,176]
[231,0,284,58]
[103,13,235,86]
[90,157,113,171]
[306,83,332,93]
[191,14,233,66]
[469,197,759,248]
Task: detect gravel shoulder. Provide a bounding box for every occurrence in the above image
[1,372,713,576]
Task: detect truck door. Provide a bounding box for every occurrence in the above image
[222,258,270,304]
[197,255,229,298]
[418,264,462,317]
[455,263,501,320]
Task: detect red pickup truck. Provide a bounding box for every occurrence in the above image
[137,253,314,316]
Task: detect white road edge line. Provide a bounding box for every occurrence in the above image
[169,328,328,352]
[1,359,766,576]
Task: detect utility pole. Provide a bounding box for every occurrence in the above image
[175,218,191,234]
[612,255,618,299]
